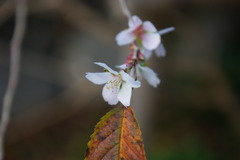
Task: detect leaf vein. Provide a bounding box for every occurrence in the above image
[91,127,121,157]
[122,137,142,159]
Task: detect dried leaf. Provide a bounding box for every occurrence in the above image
[85,106,146,160]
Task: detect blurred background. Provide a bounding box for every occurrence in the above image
[0,0,240,159]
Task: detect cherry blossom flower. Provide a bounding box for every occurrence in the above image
[85,62,141,107]
[116,15,160,51]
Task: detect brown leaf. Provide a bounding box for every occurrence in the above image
[85,106,146,160]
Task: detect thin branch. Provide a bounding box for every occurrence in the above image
[118,0,131,20]
[0,0,27,159]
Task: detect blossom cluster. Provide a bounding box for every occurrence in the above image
[86,16,174,107]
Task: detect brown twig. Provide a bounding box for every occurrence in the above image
[0,0,27,159]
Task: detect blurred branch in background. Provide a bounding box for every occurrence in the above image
[0,0,122,148]
[51,0,117,46]
[0,0,27,159]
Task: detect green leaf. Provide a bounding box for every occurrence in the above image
[85,106,146,160]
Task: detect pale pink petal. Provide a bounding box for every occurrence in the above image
[140,47,153,60]
[116,29,135,46]
[128,15,142,29]
[86,72,113,85]
[120,71,141,88]
[117,83,132,107]
[143,21,157,32]
[138,65,160,87]
[94,62,118,75]
[142,32,160,50]
[155,43,166,57]
[102,83,119,105]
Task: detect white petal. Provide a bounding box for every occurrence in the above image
[158,27,175,35]
[94,62,118,75]
[115,29,135,46]
[120,71,141,88]
[138,66,160,87]
[86,72,113,85]
[102,83,119,105]
[117,83,132,107]
[142,32,161,50]
[129,15,142,29]
[155,43,166,57]
[116,64,127,69]
[140,47,153,60]
[135,66,142,80]
[128,67,135,78]
[143,21,157,32]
